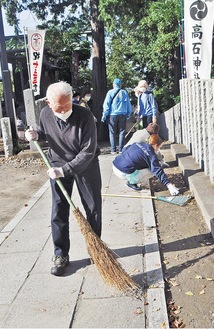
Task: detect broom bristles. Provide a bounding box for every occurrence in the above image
[73,208,142,295]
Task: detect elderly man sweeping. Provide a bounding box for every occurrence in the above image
[25,81,102,276]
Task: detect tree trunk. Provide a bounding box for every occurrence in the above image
[90,0,108,141]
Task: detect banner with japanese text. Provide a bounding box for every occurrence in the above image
[184,0,214,79]
[27,29,46,95]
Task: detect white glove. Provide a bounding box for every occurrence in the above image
[25,127,38,141]
[160,160,169,168]
[47,167,64,180]
[167,183,179,196]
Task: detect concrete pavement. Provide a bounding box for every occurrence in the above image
[0,152,168,328]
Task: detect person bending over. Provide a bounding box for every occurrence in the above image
[112,134,179,194]
[124,122,168,168]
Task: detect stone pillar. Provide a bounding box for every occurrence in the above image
[201,80,209,175]
[207,80,214,184]
[194,80,202,167]
[174,103,182,144]
[188,79,195,155]
[1,117,13,157]
[180,79,191,151]
[23,89,37,151]
[193,79,200,164]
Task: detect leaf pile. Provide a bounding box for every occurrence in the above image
[167,299,185,328]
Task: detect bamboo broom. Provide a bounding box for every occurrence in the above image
[34,141,141,295]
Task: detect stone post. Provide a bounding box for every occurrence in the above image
[207,80,214,184]
[201,80,209,175]
[23,89,37,151]
[1,117,13,157]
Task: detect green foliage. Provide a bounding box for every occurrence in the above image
[1,1,92,88]
[99,0,182,111]
[0,82,3,99]
[2,0,187,112]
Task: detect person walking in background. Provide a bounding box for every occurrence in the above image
[135,80,157,128]
[25,81,102,276]
[72,91,80,104]
[112,134,179,194]
[101,78,132,154]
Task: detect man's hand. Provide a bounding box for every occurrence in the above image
[101,115,106,123]
[152,116,157,124]
[47,167,64,180]
[167,183,179,196]
[25,127,38,141]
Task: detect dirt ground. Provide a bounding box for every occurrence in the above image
[0,152,47,231]
[150,147,214,328]
[0,142,214,328]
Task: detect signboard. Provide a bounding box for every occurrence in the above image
[27,29,46,95]
[184,0,214,79]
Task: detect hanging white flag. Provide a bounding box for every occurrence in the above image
[27,29,46,95]
[184,0,214,79]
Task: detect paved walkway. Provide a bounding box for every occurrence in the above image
[0,153,168,328]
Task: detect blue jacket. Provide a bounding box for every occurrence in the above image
[138,91,157,117]
[113,142,170,186]
[102,87,132,122]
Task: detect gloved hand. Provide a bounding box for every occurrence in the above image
[167,183,179,196]
[47,167,64,180]
[25,126,38,141]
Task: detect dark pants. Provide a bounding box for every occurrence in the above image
[142,115,153,128]
[108,115,127,152]
[50,158,102,257]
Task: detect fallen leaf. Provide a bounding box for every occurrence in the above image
[130,268,140,273]
[206,277,213,281]
[174,309,181,315]
[161,322,166,329]
[199,289,205,294]
[185,291,193,296]
[170,279,180,287]
[134,307,143,315]
[195,274,203,279]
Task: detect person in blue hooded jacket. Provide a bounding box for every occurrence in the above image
[101,78,132,154]
[135,80,157,128]
[112,134,179,195]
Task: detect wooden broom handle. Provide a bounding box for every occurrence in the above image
[102,193,157,200]
[34,141,77,210]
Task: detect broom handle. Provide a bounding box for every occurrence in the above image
[125,122,138,138]
[33,141,76,210]
[102,193,157,200]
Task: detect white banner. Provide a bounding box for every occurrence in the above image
[27,29,46,95]
[184,0,214,79]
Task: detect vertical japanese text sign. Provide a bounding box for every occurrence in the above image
[184,0,214,79]
[28,30,46,95]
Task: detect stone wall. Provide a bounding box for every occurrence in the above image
[158,79,214,184]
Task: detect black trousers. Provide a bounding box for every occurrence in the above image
[50,158,102,257]
[142,115,153,128]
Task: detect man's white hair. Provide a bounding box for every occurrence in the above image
[46,81,73,102]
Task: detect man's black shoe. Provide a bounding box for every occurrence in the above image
[125,182,142,191]
[51,255,69,276]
